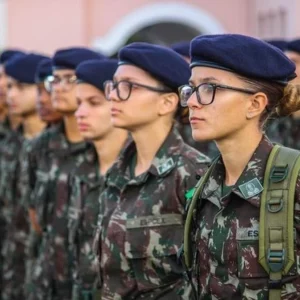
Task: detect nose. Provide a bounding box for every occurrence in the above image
[187,91,202,109]
[75,102,88,119]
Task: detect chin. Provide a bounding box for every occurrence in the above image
[192,129,215,142]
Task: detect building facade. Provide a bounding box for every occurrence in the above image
[0,0,299,56]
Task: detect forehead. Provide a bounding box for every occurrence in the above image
[53,68,75,76]
[190,66,242,84]
[285,51,300,63]
[114,64,154,82]
[76,82,104,97]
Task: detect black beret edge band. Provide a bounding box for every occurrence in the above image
[76,78,104,92]
[190,59,295,85]
[6,74,35,84]
[53,65,76,71]
[287,47,300,55]
[190,60,233,73]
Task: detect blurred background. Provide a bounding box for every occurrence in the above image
[0,0,300,56]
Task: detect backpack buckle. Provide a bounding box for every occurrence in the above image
[270,165,288,183]
[267,198,283,213]
[267,249,285,272]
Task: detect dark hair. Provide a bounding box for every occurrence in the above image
[238,76,300,126]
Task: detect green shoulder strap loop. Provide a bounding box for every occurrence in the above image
[259,145,300,300]
[183,160,217,268]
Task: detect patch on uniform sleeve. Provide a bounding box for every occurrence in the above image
[238,178,263,199]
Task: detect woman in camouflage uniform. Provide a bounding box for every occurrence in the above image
[94,43,211,300]
[180,34,300,299]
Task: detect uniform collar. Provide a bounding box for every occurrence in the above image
[202,135,274,208]
[107,127,185,190]
[47,121,88,154]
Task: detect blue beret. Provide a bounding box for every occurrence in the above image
[171,41,190,58]
[0,49,25,64]
[35,58,52,83]
[265,39,287,51]
[5,53,49,84]
[118,42,190,90]
[52,47,106,70]
[75,59,118,92]
[190,34,296,84]
[286,39,300,54]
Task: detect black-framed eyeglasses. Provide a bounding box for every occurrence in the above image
[104,80,173,101]
[178,83,256,107]
[48,74,77,92]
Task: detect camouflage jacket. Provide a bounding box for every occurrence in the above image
[0,126,33,300]
[68,145,104,292]
[266,116,300,150]
[25,121,94,297]
[96,127,210,300]
[0,117,11,143]
[189,135,300,299]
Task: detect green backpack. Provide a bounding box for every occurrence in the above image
[183,145,300,300]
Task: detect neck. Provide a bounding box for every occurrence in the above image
[9,115,23,130]
[64,113,83,143]
[23,112,46,139]
[94,128,128,176]
[131,120,173,176]
[216,126,263,186]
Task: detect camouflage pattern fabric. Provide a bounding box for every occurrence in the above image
[23,122,93,300]
[96,127,210,300]
[188,135,300,299]
[0,126,31,300]
[0,117,11,143]
[68,145,104,300]
[266,116,300,150]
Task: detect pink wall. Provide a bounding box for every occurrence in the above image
[5,0,300,54]
[7,0,88,54]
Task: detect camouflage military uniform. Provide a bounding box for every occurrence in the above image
[0,117,11,299]
[0,117,11,143]
[96,127,210,300]
[0,126,31,300]
[188,135,300,299]
[178,123,219,159]
[68,145,105,300]
[266,116,300,150]
[25,122,94,300]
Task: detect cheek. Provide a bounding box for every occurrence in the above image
[91,108,112,129]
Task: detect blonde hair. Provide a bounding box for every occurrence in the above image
[276,84,300,117]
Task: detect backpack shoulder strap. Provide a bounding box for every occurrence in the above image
[183,159,217,268]
[259,145,300,299]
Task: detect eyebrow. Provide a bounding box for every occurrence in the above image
[77,95,102,102]
[189,76,220,85]
[113,75,139,82]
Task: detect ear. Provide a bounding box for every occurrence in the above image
[158,93,179,116]
[246,92,268,120]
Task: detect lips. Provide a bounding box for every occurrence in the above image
[111,108,122,115]
[77,123,90,131]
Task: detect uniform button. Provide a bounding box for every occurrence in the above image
[195,175,201,180]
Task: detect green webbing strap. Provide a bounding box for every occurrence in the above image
[183,161,217,268]
[259,145,300,300]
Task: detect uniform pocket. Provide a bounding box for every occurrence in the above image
[237,239,268,279]
[124,214,184,290]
